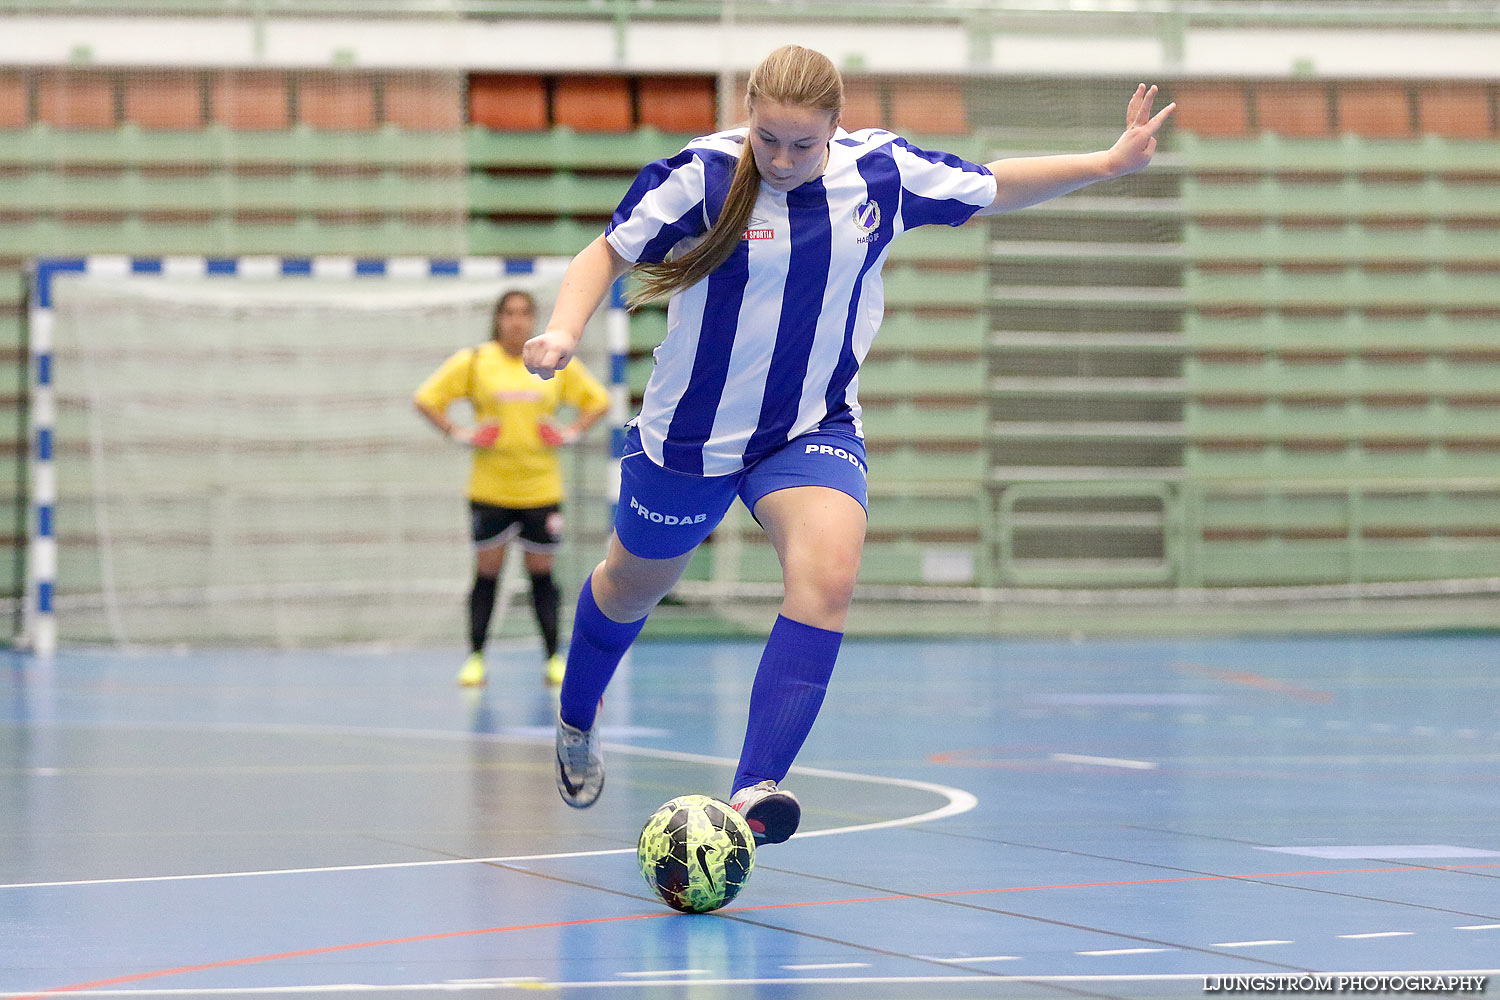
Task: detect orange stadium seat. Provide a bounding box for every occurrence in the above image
[469,75,548,131]
[298,74,377,130]
[1416,83,1495,138]
[840,78,885,132]
[383,74,462,131]
[123,71,204,130]
[38,71,117,129]
[212,72,290,130]
[889,79,968,135]
[1336,84,1414,138]
[553,76,633,132]
[1170,83,1251,136]
[1255,82,1333,136]
[638,76,716,134]
[0,71,28,128]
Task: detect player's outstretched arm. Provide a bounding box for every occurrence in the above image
[525,235,632,380]
[974,84,1175,217]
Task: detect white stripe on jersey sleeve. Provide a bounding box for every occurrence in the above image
[889,141,998,212]
[604,154,709,264]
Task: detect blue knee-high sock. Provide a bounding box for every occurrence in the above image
[732,615,842,795]
[559,575,647,732]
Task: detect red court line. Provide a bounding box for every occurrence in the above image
[4,913,673,1000]
[1172,661,1334,703]
[13,862,1500,998]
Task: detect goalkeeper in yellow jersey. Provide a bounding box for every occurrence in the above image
[415,290,610,687]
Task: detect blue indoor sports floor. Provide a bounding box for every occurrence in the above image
[3,633,1499,997]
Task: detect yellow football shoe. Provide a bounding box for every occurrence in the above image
[456,652,487,687]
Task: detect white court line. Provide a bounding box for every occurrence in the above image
[1050,753,1157,770]
[781,963,871,970]
[1457,924,1500,930]
[918,955,1020,964]
[1339,931,1414,939]
[0,721,977,891]
[1213,940,1293,948]
[1077,948,1171,956]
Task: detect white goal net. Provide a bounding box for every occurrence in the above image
[40,258,612,649]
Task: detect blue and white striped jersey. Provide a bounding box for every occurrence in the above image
[606,126,996,477]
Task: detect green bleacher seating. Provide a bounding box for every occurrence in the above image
[1176,132,1500,176]
[468,171,625,216]
[1186,446,1500,481]
[1184,312,1500,353]
[0,168,466,216]
[1185,267,1499,310]
[1186,355,1500,399]
[1182,175,1500,221]
[876,310,987,351]
[0,316,21,359]
[467,218,599,257]
[865,492,985,538]
[1179,476,1500,585]
[465,126,696,171]
[857,399,986,442]
[886,224,987,263]
[1184,221,1500,266]
[627,307,668,353]
[0,122,462,169]
[855,356,984,398]
[868,440,986,485]
[884,264,988,308]
[1186,401,1498,443]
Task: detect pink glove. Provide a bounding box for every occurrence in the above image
[538,420,579,447]
[451,422,500,448]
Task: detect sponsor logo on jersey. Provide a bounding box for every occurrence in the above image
[804,442,867,473]
[743,228,775,240]
[629,495,709,525]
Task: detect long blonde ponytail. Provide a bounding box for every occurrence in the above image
[627,45,843,308]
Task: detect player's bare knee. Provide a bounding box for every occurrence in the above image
[785,561,857,622]
[593,553,685,623]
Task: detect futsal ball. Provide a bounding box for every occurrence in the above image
[637,794,756,913]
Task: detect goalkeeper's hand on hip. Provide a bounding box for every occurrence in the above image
[450,422,500,448]
[538,420,580,448]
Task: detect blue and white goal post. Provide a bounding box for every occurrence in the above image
[23,254,630,656]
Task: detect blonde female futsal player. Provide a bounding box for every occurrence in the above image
[524,45,1174,843]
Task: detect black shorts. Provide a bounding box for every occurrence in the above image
[470,501,563,553]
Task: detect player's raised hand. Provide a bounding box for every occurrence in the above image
[1106,84,1176,178]
[523,329,578,381]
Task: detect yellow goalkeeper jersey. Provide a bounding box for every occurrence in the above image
[414,341,609,508]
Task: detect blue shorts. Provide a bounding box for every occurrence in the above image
[615,424,869,560]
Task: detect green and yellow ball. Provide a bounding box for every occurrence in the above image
[637,794,756,913]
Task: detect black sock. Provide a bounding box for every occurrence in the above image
[468,574,498,653]
[529,570,560,658]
